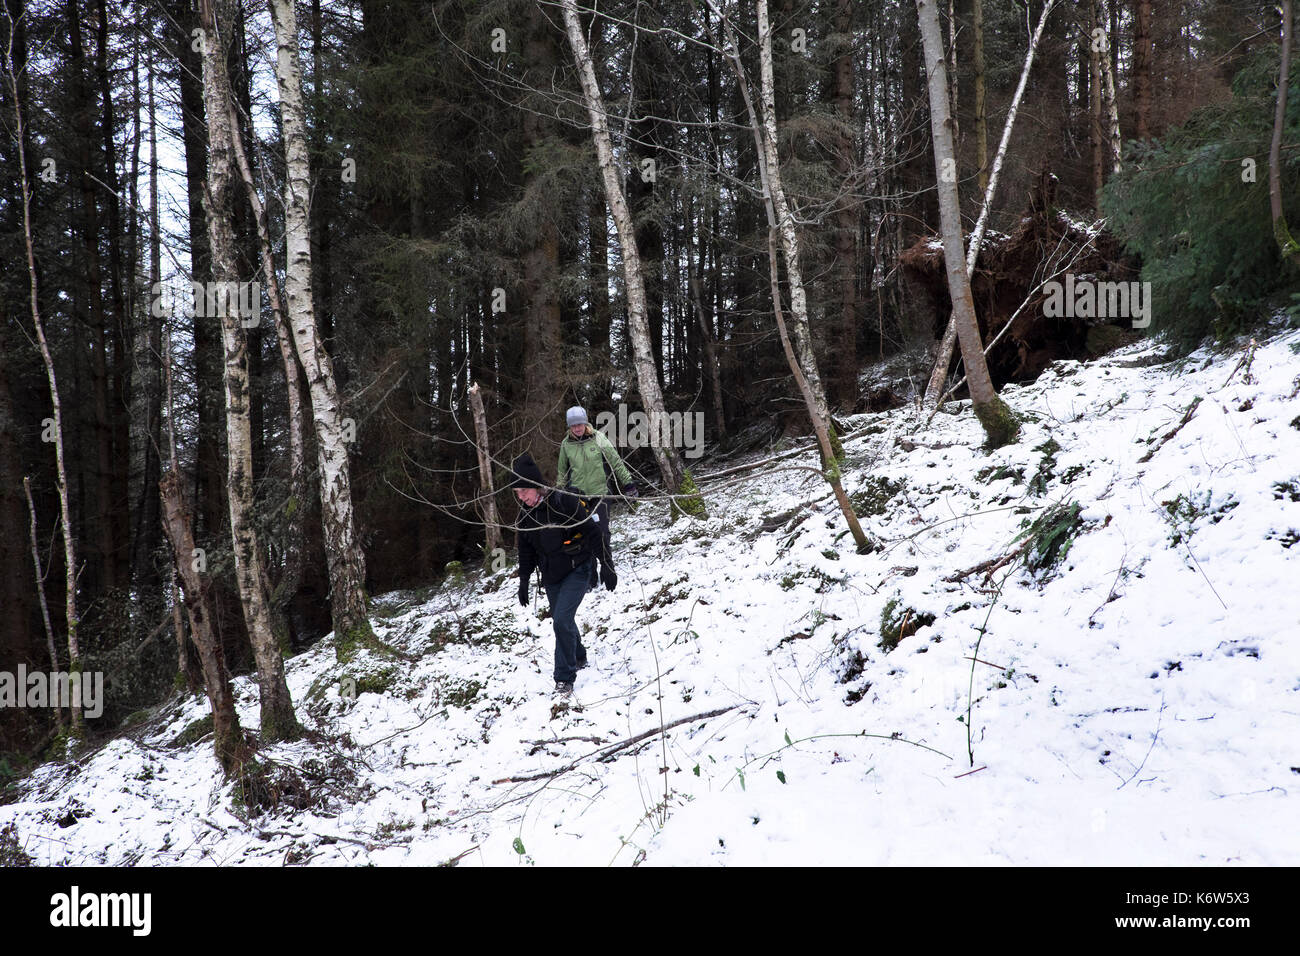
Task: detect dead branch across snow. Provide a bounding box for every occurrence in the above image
[492,704,748,785]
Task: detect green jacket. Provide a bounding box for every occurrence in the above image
[557,427,631,496]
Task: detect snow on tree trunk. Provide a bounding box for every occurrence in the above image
[267,0,371,641]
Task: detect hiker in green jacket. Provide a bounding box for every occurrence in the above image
[557,406,637,500]
[557,406,637,566]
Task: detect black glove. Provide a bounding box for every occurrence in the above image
[622,483,638,498]
[601,564,618,592]
[518,580,529,607]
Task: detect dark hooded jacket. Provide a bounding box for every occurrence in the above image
[517,489,613,588]
[511,452,614,588]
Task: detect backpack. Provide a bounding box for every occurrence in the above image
[558,487,602,558]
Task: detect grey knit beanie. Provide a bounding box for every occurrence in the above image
[566,406,588,428]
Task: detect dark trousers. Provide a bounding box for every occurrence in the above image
[544,558,591,683]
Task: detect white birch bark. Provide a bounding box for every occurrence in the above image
[4,13,81,736]
[198,0,299,741]
[467,383,503,557]
[560,0,685,494]
[755,0,831,429]
[23,477,63,731]
[1097,4,1123,174]
[267,0,370,638]
[226,86,308,613]
[706,2,868,545]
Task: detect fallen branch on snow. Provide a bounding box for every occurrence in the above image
[1137,397,1202,463]
[944,540,1030,586]
[492,704,749,785]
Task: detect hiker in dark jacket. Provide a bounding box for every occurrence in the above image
[510,452,617,695]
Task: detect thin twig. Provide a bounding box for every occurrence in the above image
[1117,696,1166,790]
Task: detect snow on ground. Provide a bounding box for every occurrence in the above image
[4,327,1299,866]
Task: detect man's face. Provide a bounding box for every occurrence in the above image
[515,487,542,508]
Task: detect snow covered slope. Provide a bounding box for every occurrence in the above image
[4,327,1298,866]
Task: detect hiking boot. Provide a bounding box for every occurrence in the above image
[554,681,574,696]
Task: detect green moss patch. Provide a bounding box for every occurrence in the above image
[974,397,1021,449]
[669,469,708,522]
[172,713,214,748]
[849,475,905,517]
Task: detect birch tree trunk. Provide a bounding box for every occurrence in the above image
[922,0,1056,408]
[755,0,832,434]
[467,383,503,557]
[1097,4,1123,175]
[1270,0,1300,267]
[163,328,203,697]
[4,12,82,737]
[198,0,299,742]
[23,478,64,732]
[916,0,1017,446]
[226,80,309,619]
[160,471,248,775]
[711,1,869,549]
[267,0,372,643]
[560,0,700,511]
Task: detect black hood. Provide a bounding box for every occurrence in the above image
[508,452,546,490]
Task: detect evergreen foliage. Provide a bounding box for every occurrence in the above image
[1102,49,1300,348]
